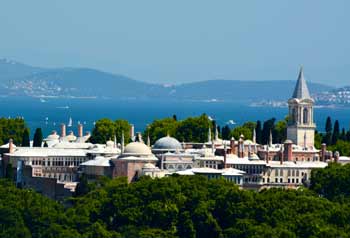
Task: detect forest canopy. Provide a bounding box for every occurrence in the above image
[2,164,350,238]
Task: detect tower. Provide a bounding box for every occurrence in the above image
[287,67,316,148]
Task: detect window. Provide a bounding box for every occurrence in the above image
[280,178,283,183]
[275,178,278,183]
[303,108,308,124]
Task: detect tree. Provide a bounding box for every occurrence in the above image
[176,114,211,143]
[273,119,287,143]
[231,126,252,140]
[21,128,30,147]
[89,118,131,144]
[221,125,231,140]
[262,118,276,145]
[323,117,333,145]
[332,120,340,145]
[144,118,178,144]
[325,116,332,134]
[255,120,262,144]
[33,128,43,147]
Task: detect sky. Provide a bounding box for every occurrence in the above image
[0,0,349,86]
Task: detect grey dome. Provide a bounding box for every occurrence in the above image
[153,136,182,150]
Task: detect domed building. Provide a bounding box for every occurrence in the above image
[152,136,183,155]
[113,142,158,182]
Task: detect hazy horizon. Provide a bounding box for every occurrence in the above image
[1,1,349,86]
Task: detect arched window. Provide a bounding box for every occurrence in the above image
[303,108,309,124]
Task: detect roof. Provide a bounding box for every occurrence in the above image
[80,157,112,167]
[222,168,246,176]
[292,66,311,99]
[118,155,158,161]
[267,161,328,168]
[153,136,182,150]
[6,147,87,157]
[123,142,152,155]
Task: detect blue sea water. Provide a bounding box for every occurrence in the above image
[1,97,349,137]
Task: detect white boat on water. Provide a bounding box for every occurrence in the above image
[68,117,73,127]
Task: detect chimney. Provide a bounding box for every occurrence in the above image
[130,124,135,141]
[266,146,269,163]
[9,139,14,154]
[223,143,227,168]
[284,140,293,162]
[230,137,236,154]
[60,123,66,137]
[78,123,83,137]
[321,143,327,161]
[334,151,340,163]
[238,135,244,158]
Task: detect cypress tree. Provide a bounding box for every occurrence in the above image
[332,120,340,145]
[221,125,231,140]
[256,120,262,144]
[262,118,275,145]
[33,128,43,147]
[323,117,333,145]
[21,128,30,147]
[325,116,332,134]
[341,128,346,141]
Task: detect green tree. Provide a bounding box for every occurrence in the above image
[33,128,43,147]
[262,118,276,145]
[221,125,231,140]
[231,126,252,140]
[255,120,262,144]
[89,118,131,144]
[144,118,178,144]
[274,119,287,143]
[331,120,340,145]
[323,116,332,145]
[21,128,30,147]
[175,114,211,143]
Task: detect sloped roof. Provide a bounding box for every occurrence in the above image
[292,66,311,99]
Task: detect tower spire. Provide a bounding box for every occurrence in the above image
[292,66,311,99]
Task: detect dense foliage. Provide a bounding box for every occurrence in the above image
[89,119,131,144]
[317,116,350,154]
[310,163,350,201]
[0,117,27,145]
[144,114,211,144]
[3,171,350,237]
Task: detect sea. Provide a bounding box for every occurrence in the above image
[1,97,349,137]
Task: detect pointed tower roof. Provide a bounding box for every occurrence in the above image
[292,66,311,99]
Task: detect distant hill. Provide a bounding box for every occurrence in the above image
[172,80,333,102]
[0,58,335,102]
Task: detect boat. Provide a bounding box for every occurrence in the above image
[68,117,73,127]
[227,120,236,125]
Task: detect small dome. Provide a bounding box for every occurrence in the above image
[46,131,60,140]
[153,136,182,150]
[106,140,114,147]
[124,142,152,155]
[284,139,293,144]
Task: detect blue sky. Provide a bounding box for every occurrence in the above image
[0,0,349,86]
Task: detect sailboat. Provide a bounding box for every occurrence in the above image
[68,117,73,127]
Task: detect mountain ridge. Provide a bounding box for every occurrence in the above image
[0,58,336,102]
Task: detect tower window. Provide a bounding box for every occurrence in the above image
[303,108,309,124]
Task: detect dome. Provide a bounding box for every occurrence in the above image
[124,142,152,155]
[153,136,182,150]
[106,140,114,147]
[46,131,60,141]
